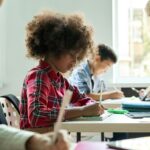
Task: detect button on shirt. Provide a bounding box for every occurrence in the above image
[20,60,94,129]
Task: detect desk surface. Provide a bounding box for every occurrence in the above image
[101,97,140,109]
[62,114,150,132]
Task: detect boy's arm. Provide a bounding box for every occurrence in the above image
[86,92,113,101]
[86,93,100,101]
[87,91,124,101]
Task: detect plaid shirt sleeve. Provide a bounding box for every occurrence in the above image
[25,71,59,127]
[64,78,95,106]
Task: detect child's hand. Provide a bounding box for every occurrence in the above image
[139,89,145,99]
[49,130,71,150]
[26,130,71,150]
[82,102,104,116]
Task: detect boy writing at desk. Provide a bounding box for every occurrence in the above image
[19,11,104,132]
[69,44,124,101]
[69,44,126,141]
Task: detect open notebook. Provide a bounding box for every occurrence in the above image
[107,136,150,150]
[65,110,112,121]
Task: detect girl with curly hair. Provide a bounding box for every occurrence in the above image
[19,11,104,132]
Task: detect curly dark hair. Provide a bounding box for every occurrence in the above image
[26,11,93,62]
[97,44,117,63]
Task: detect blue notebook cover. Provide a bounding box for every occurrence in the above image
[122,101,150,112]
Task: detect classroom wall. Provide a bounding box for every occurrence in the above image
[0,0,112,95]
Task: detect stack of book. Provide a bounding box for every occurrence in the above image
[122,101,150,118]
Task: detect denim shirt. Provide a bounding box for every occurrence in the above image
[69,60,106,94]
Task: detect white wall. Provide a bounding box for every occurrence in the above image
[0,0,112,95]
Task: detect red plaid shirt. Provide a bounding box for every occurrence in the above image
[20,60,94,128]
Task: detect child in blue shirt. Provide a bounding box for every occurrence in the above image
[69,44,124,101]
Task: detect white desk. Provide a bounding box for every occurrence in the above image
[62,114,150,133]
[62,98,150,141]
[101,97,140,109]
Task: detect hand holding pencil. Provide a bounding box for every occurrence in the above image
[82,102,104,116]
[131,87,145,99]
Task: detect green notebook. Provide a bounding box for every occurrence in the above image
[107,108,128,114]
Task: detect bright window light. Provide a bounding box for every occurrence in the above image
[113,0,150,84]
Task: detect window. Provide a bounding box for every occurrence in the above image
[113,0,150,84]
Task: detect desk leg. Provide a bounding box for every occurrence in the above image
[101,132,105,141]
[77,132,81,142]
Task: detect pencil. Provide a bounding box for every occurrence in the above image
[99,80,104,105]
[52,90,73,143]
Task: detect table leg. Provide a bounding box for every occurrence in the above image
[77,132,81,142]
[101,132,105,141]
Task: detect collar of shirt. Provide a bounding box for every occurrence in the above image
[38,60,61,82]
